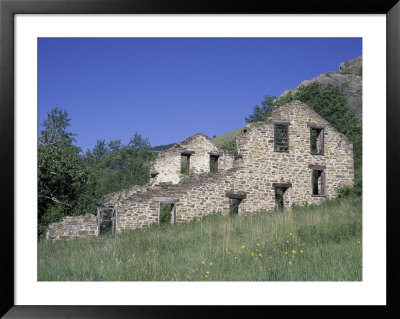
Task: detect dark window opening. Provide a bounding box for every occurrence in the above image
[181,154,190,174]
[274,124,289,152]
[210,155,219,173]
[274,187,288,210]
[310,127,324,155]
[99,207,115,235]
[229,198,242,215]
[312,169,326,196]
[159,203,174,224]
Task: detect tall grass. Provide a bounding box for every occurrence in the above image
[38,197,362,281]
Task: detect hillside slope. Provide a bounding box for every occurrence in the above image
[280,56,362,115]
[212,56,362,150]
[39,197,362,281]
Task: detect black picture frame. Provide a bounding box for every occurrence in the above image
[1,0,399,318]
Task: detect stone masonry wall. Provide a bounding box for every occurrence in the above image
[235,100,354,206]
[103,100,354,232]
[46,214,99,240]
[149,133,234,185]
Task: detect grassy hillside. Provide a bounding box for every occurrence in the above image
[212,128,243,155]
[38,197,362,281]
[212,128,243,147]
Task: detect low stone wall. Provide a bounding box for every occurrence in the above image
[46,213,99,240]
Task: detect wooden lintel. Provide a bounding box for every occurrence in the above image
[153,197,180,203]
[307,123,325,129]
[308,164,326,170]
[180,150,195,155]
[208,152,222,156]
[271,120,291,125]
[272,183,292,188]
[225,193,247,199]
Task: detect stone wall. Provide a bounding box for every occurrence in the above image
[46,100,354,238]
[46,214,99,240]
[104,100,354,232]
[149,133,235,185]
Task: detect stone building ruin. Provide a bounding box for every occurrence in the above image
[46,100,354,240]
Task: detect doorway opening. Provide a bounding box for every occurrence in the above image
[312,169,326,196]
[272,183,292,211]
[153,197,179,225]
[274,187,288,210]
[229,198,242,215]
[97,207,117,235]
[226,193,247,215]
[159,203,173,224]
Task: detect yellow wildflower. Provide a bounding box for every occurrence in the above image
[205,275,208,278]
[269,256,272,259]
[289,261,292,265]
[242,245,246,249]
[289,233,292,236]
[251,252,255,256]
[300,250,304,253]
[357,241,361,244]
[227,252,231,255]
[257,243,260,246]
[286,240,290,243]
[209,262,213,266]
[234,256,238,260]
[284,251,288,255]
[292,250,296,254]
[206,271,210,274]
[258,253,262,257]
[201,260,205,265]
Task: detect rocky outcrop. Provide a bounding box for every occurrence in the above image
[281,56,362,116]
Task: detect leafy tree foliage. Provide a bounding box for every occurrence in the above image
[38,109,157,239]
[85,133,157,196]
[92,139,108,158]
[245,95,276,123]
[38,108,98,238]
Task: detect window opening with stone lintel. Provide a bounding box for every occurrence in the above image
[208,152,222,173]
[308,123,325,155]
[272,120,290,152]
[180,150,194,174]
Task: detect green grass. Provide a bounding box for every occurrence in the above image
[38,197,362,281]
[212,128,242,147]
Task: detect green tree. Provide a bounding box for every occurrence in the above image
[92,139,108,158]
[129,132,151,150]
[38,108,98,238]
[39,107,76,146]
[245,95,276,123]
[108,139,122,152]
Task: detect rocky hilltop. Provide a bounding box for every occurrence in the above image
[281,56,362,116]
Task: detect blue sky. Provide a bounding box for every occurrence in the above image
[38,38,362,152]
